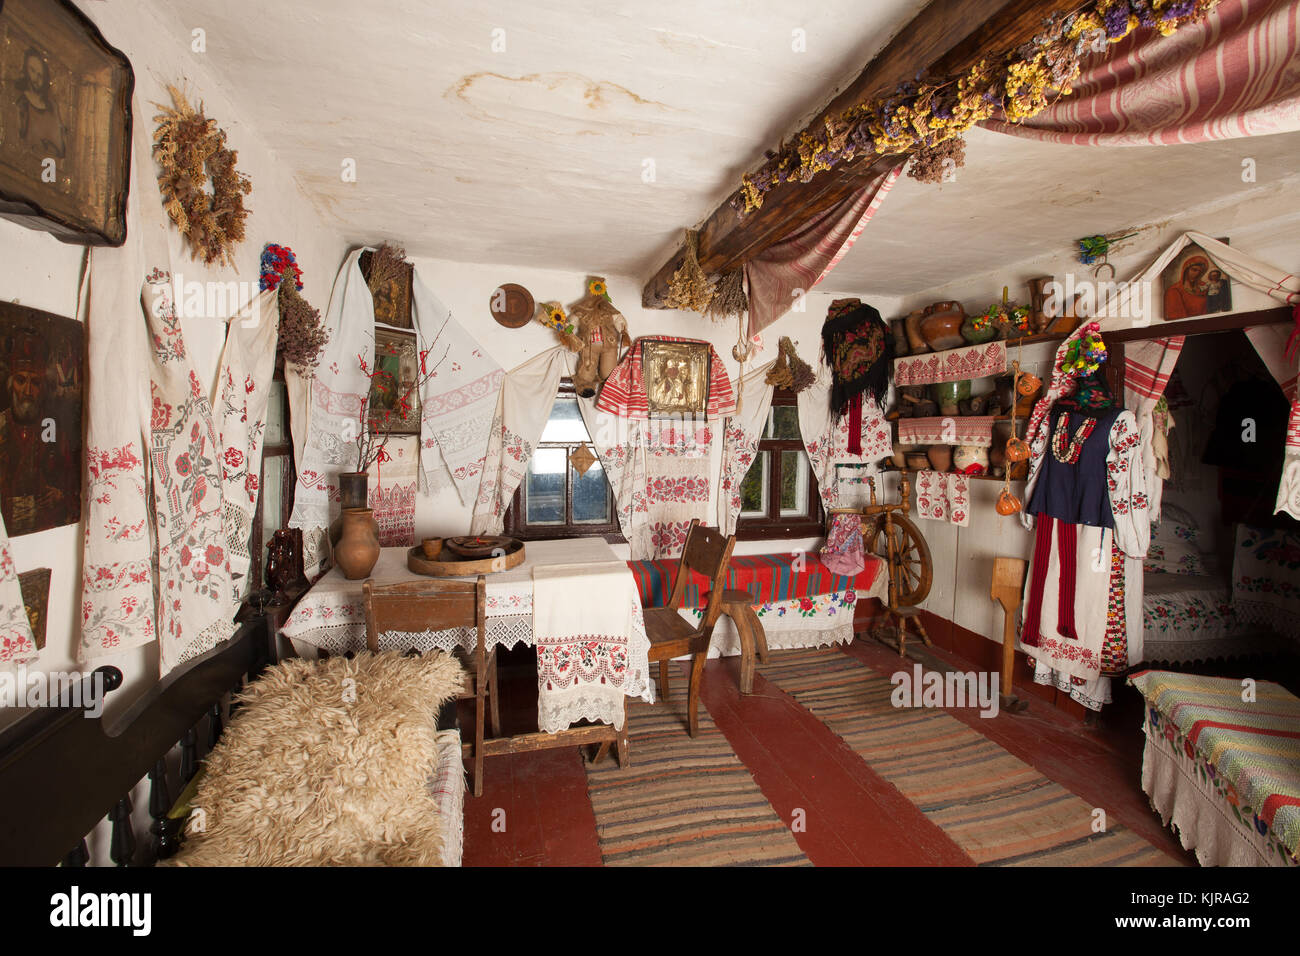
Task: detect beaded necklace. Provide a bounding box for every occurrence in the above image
[1051,411,1097,464]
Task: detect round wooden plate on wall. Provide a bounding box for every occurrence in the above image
[490,283,535,328]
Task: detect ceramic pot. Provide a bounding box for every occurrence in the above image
[1005,435,1030,462]
[926,444,952,472]
[339,472,369,511]
[960,316,997,345]
[1008,459,1029,480]
[905,451,931,471]
[930,379,971,416]
[892,443,909,468]
[988,442,1007,472]
[953,445,988,476]
[996,489,1023,515]
[891,319,911,357]
[919,301,965,351]
[336,508,380,580]
[903,309,929,353]
[1016,372,1042,396]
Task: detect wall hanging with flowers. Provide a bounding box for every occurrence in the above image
[152,85,251,267]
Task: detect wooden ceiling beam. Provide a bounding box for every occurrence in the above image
[642,0,1066,308]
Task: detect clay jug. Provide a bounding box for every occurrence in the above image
[919,301,965,351]
[996,489,1022,515]
[903,309,929,353]
[336,508,380,580]
[926,444,952,472]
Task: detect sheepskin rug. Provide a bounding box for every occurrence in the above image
[170,651,465,867]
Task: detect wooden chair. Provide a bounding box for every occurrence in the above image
[641,519,736,737]
[362,577,499,796]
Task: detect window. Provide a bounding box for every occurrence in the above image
[504,381,621,540]
[736,389,822,539]
[248,372,295,594]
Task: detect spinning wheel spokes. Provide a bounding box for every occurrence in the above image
[864,513,932,608]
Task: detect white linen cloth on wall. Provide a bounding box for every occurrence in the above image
[717,362,776,536]
[213,288,279,601]
[78,97,158,662]
[413,273,504,506]
[368,437,420,547]
[913,470,972,527]
[287,249,375,572]
[1096,231,1300,519]
[798,370,891,511]
[470,347,571,535]
[0,503,38,667]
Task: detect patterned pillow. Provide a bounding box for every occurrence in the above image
[1145,516,1208,576]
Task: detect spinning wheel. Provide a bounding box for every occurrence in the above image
[863,511,932,608]
[833,470,935,657]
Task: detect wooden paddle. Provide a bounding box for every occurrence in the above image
[990,557,1029,714]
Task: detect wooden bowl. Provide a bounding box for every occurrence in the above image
[421,537,443,560]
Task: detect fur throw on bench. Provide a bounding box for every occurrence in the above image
[169,651,465,866]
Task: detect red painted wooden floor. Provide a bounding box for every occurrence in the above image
[460,637,1192,866]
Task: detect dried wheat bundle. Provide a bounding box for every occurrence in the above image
[704,268,747,322]
[666,229,713,313]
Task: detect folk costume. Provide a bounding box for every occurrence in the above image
[821,299,891,455]
[1020,323,1148,711]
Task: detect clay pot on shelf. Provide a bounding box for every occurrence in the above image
[953,445,988,476]
[335,508,380,580]
[905,450,931,471]
[1008,459,1029,480]
[960,315,997,345]
[989,442,1008,473]
[919,301,966,352]
[892,443,910,468]
[931,379,971,417]
[926,444,953,472]
[902,309,929,353]
[958,394,989,416]
[890,319,911,357]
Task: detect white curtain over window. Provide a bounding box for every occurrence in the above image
[717,362,775,535]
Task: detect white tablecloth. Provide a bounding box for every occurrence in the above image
[282,538,652,732]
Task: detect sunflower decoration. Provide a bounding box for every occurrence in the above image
[536,301,575,336]
[152,85,252,268]
[587,277,610,301]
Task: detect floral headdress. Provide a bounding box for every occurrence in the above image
[1061,328,1108,379]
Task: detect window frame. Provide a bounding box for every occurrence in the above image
[736,388,824,541]
[504,379,624,542]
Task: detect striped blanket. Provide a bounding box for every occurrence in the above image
[1129,670,1300,860]
[627,552,883,609]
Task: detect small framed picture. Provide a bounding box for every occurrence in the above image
[1161,239,1232,321]
[360,250,413,330]
[643,339,710,418]
[367,327,421,435]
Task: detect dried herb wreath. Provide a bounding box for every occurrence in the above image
[153,85,252,268]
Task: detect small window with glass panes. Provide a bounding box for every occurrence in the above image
[504,380,621,540]
[736,388,823,539]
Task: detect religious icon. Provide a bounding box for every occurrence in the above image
[0,302,83,536]
[367,327,421,435]
[0,0,133,245]
[1161,240,1232,321]
[17,567,50,650]
[360,250,413,329]
[643,340,710,417]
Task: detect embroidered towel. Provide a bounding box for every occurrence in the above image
[532,561,640,733]
[898,416,994,448]
[914,470,971,527]
[0,504,37,666]
[894,341,1007,386]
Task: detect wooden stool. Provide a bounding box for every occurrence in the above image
[719,589,769,694]
[873,605,932,659]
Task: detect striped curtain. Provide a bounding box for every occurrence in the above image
[981,0,1300,146]
[743,166,902,338]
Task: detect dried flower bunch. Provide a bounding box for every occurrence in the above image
[765,337,816,393]
[666,229,714,313]
[735,0,1222,214]
[259,243,303,292]
[153,85,251,267]
[704,268,748,322]
[365,241,409,294]
[277,281,329,372]
[906,135,967,185]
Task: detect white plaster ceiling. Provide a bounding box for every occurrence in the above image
[149,0,928,272]
[824,124,1300,298]
[146,0,1300,298]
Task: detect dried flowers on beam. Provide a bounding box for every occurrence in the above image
[765,336,815,393]
[734,0,1224,214]
[906,135,966,185]
[666,229,714,313]
[152,85,251,267]
[704,268,748,322]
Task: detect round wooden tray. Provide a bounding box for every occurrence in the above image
[407,538,526,577]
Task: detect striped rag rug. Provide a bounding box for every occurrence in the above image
[758,647,1180,866]
[583,679,809,866]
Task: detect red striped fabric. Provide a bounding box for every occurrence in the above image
[596,336,735,420]
[982,0,1300,147]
